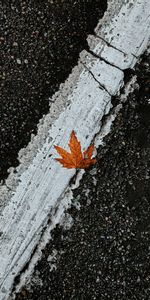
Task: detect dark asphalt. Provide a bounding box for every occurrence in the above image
[15,53,150,299]
[0,0,107,182]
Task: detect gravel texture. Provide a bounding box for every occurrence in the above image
[0,0,107,181]
[15,53,150,299]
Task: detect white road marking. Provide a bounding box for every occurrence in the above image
[88,0,150,69]
[0,0,149,299]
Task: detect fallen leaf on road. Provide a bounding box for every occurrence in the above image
[54,130,96,169]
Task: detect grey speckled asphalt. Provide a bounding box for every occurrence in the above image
[15,54,150,300]
[0,0,107,181]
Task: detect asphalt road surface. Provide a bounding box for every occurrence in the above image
[0,0,107,182]
[15,53,150,300]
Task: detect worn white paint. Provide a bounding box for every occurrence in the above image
[0,0,150,299]
[80,50,124,95]
[14,75,138,298]
[88,0,150,69]
[0,70,111,300]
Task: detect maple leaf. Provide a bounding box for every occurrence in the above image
[54,130,96,169]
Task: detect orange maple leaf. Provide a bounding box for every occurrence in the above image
[54,130,96,169]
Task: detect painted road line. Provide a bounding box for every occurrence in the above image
[88,0,150,69]
[14,75,138,296]
[0,0,150,299]
[0,66,111,300]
